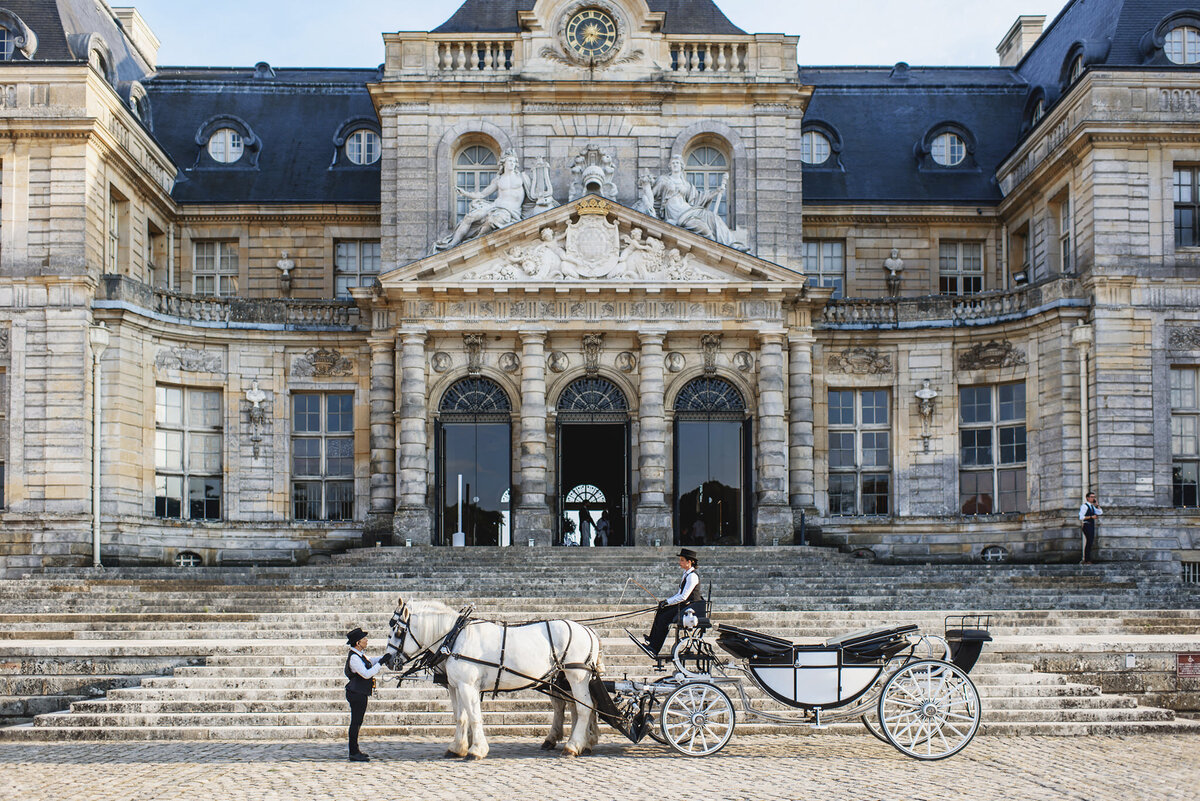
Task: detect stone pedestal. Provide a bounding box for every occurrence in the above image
[636,331,671,546]
[514,507,554,547]
[393,506,433,546]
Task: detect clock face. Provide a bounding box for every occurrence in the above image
[566,9,618,59]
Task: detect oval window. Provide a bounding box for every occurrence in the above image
[931,132,965,166]
[208,128,244,164]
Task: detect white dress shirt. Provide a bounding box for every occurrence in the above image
[666,567,699,605]
[348,648,384,679]
[1078,502,1103,522]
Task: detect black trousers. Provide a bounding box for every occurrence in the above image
[346,690,369,755]
[647,600,706,654]
[1082,524,1097,563]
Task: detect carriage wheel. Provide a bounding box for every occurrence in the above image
[860,710,890,745]
[660,682,735,757]
[878,660,981,760]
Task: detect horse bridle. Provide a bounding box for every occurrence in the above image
[387,601,474,680]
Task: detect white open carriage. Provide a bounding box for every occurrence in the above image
[602,605,992,760]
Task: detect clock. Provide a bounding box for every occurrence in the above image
[565,8,618,60]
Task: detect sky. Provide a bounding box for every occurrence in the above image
[126,0,1073,70]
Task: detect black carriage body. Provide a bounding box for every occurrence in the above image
[715,624,918,710]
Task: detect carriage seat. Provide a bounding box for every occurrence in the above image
[823,624,919,662]
[715,624,794,660]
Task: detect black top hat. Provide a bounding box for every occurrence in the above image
[677,548,698,564]
[346,627,368,646]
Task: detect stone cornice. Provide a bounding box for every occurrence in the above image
[802,206,999,225]
[176,205,381,225]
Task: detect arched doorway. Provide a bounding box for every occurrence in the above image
[673,377,751,546]
[436,377,512,546]
[555,377,630,546]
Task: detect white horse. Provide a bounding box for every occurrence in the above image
[384,597,603,760]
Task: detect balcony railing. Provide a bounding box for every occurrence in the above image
[817,277,1084,329]
[98,275,361,330]
[669,41,750,74]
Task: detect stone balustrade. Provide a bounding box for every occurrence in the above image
[669,39,750,74]
[818,277,1085,329]
[434,37,517,74]
[98,275,361,330]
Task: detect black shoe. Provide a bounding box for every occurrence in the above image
[349,752,370,762]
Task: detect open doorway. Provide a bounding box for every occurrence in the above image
[557,422,629,546]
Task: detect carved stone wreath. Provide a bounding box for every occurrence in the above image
[0,326,9,357]
[957,340,1027,372]
[1168,326,1200,351]
[292,348,353,378]
[826,347,891,375]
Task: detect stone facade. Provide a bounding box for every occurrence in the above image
[1,0,1199,569]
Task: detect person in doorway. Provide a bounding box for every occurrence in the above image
[595,509,611,547]
[579,504,595,547]
[344,626,387,761]
[1078,491,1103,565]
[643,549,703,656]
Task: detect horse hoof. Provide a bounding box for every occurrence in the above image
[561,747,579,758]
[581,747,593,755]
[444,750,464,759]
[465,753,483,761]
[540,741,557,751]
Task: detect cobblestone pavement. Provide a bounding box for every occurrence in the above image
[0,735,1196,800]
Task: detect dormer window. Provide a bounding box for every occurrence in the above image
[800,131,831,165]
[1166,25,1200,64]
[208,129,244,164]
[346,129,380,165]
[1031,99,1045,125]
[0,27,13,60]
[931,133,965,167]
[1068,54,1084,83]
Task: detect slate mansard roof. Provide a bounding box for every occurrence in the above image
[0,0,152,80]
[432,0,746,35]
[143,68,381,205]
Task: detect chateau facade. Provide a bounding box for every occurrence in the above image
[1,0,1199,569]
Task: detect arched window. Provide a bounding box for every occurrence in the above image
[557,377,629,414]
[346,129,380,165]
[931,132,966,166]
[1030,98,1045,125]
[684,144,729,221]
[439,377,512,415]
[675,377,746,416]
[208,128,244,164]
[1067,54,1084,83]
[454,144,499,223]
[1166,25,1200,64]
[565,484,606,504]
[800,130,831,165]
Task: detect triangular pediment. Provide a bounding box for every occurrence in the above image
[380,196,804,291]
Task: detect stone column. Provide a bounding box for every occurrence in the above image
[756,331,792,544]
[516,330,552,546]
[394,329,432,544]
[788,333,816,533]
[364,336,396,544]
[635,331,671,545]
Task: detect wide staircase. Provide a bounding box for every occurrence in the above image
[0,546,1198,741]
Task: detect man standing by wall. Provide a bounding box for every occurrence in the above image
[1078,492,1103,565]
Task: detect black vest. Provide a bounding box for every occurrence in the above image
[345,651,375,696]
[680,570,701,603]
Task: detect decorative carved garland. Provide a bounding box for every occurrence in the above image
[957,340,1027,371]
[1168,326,1200,351]
[156,347,224,374]
[826,347,892,374]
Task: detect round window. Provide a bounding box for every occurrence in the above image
[800,130,831,165]
[1166,25,1200,64]
[208,128,244,164]
[346,129,380,166]
[931,132,965,166]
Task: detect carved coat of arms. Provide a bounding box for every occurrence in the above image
[565,214,620,279]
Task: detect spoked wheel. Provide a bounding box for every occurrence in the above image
[878,659,981,760]
[860,710,889,745]
[660,682,735,757]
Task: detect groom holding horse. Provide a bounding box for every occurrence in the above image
[345,626,390,762]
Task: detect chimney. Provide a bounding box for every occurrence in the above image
[111,7,161,71]
[996,15,1046,67]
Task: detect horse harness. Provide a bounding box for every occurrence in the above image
[390,603,600,704]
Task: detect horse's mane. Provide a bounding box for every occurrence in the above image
[402,598,457,616]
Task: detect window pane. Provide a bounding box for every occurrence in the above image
[999,425,1027,464]
[293,481,322,520]
[861,390,888,426]
[326,437,354,476]
[828,473,857,516]
[861,431,889,468]
[294,395,321,433]
[190,390,221,428]
[829,432,856,468]
[961,428,993,466]
[828,391,855,426]
[861,474,889,516]
[998,383,1025,421]
[959,387,992,424]
[326,481,355,520]
[188,432,222,473]
[1174,462,1199,507]
[1173,416,1199,457]
[293,438,321,475]
[155,474,182,518]
[998,468,1027,513]
[960,471,993,515]
[157,386,183,426]
[327,394,353,433]
[1171,368,1198,410]
[189,477,221,520]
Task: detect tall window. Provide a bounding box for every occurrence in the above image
[292,393,354,521]
[939,241,984,295]
[334,240,381,299]
[1175,167,1200,248]
[685,145,729,221]
[1172,367,1200,507]
[1056,195,1072,273]
[0,369,7,509]
[1166,26,1200,64]
[108,189,128,275]
[804,240,845,298]
[155,386,222,520]
[193,241,238,297]
[1067,54,1084,83]
[827,389,891,516]
[147,222,165,287]
[959,383,1027,515]
[454,145,498,223]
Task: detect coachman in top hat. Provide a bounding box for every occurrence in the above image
[643,548,704,656]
